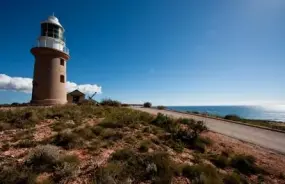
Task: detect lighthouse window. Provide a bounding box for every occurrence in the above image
[60,59,64,66]
[41,23,64,41]
[60,75,65,83]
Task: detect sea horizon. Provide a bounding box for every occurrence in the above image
[166,105,285,122]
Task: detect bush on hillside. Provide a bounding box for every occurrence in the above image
[0,109,39,129]
[209,154,229,169]
[122,104,130,107]
[102,108,153,127]
[100,99,121,107]
[139,140,151,152]
[152,113,208,152]
[97,150,177,183]
[157,105,166,110]
[187,121,208,138]
[230,154,264,175]
[143,102,152,108]
[52,130,83,149]
[223,172,249,184]
[24,145,80,181]
[224,114,241,121]
[0,165,36,184]
[182,164,222,184]
[151,113,179,133]
[25,145,61,172]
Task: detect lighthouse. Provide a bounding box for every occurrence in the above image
[31,15,70,105]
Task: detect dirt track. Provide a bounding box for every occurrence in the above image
[132,107,285,154]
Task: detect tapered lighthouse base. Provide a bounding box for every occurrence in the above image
[31,99,67,106]
[30,47,70,106]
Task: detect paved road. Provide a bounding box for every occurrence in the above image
[132,107,285,154]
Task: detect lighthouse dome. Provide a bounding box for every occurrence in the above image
[41,15,63,29]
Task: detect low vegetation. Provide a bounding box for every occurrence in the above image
[0,145,80,183]
[100,98,121,107]
[186,111,285,132]
[0,102,281,183]
[182,164,223,184]
[94,149,178,183]
[230,154,265,175]
[157,105,166,110]
[143,102,152,108]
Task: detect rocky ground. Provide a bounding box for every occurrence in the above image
[0,105,285,184]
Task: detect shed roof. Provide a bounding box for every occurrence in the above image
[67,90,85,96]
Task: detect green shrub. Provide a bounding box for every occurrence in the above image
[60,154,80,165]
[230,154,263,175]
[148,152,175,183]
[151,113,179,133]
[192,138,207,153]
[107,150,176,183]
[152,114,209,152]
[187,121,208,139]
[101,129,123,141]
[139,141,151,152]
[105,108,153,127]
[143,126,152,133]
[198,137,212,145]
[111,149,136,161]
[25,145,61,172]
[279,172,285,179]
[143,102,152,108]
[93,163,123,184]
[52,130,83,149]
[100,99,121,107]
[0,165,36,184]
[223,172,249,184]
[176,118,195,125]
[1,143,10,151]
[124,136,137,145]
[52,120,77,132]
[74,126,95,139]
[0,109,40,129]
[98,120,123,128]
[192,111,200,114]
[209,155,229,169]
[175,129,208,152]
[182,164,222,184]
[15,139,37,148]
[224,114,241,121]
[0,122,11,131]
[53,155,80,181]
[91,126,104,135]
[25,145,80,181]
[157,106,166,110]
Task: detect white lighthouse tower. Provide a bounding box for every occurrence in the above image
[31,15,70,105]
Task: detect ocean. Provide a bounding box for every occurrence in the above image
[167,105,285,122]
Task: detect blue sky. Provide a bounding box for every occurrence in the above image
[0,0,285,105]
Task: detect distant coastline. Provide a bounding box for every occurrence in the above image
[167,105,285,122]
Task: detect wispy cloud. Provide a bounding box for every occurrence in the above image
[0,74,102,95]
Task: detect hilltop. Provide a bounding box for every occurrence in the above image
[0,103,285,184]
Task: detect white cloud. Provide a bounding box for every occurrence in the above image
[66,82,102,94]
[0,74,102,95]
[0,74,33,93]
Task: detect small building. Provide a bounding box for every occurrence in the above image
[67,90,85,104]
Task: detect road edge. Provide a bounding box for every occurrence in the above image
[146,107,285,134]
